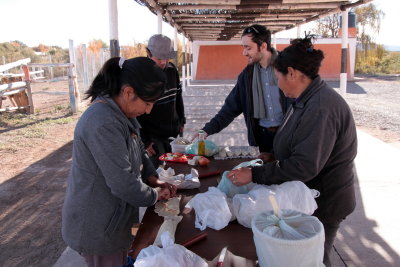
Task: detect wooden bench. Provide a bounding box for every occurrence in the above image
[0,58,34,113]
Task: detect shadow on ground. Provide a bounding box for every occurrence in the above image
[333,166,400,266]
[326,81,367,94]
[0,142,72,267]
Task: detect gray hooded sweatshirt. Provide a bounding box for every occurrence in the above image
[62,96,157,255]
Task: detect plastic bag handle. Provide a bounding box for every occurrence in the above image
[268,194,281,218]
[195,210,210,231]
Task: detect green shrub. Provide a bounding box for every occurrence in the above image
[355,45,400,74]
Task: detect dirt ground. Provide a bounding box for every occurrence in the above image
[0,81,86,266]
[0,78,399,266]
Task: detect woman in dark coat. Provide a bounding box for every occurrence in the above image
[227,36,357,267]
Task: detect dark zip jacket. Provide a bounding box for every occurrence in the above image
[137,62,185,145]
[252,76,357,223]
[203,63,292,150]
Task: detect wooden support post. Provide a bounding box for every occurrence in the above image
[69,39,81,106]
[272,33,276,49]
[100,48,106,66]
[91,52,96,81]
[186,41,191,84]
[157,10,163,34]
[68,64,78,114]
[109,0,120,57]
[174,27,178,66]
[340,9,348,96]
[182,37,186,91]
[21,65,34,114]
[48,55,54,80]
[82,44,90,90]
[190,41,193,83]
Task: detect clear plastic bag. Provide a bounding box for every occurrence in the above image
[185,187,232,230]
[185,140,219,156]
[217,159,262,198]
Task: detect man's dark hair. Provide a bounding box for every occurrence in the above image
[242,24,272,51]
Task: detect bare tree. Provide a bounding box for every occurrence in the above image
[313,2,384,44]
[313,13,340,38]
[355,3,385,51]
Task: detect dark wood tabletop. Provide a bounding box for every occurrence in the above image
[129,158,258,261]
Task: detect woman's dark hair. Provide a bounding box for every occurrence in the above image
[273,35,324,79]
[242,24,272,51]
[85,57,166,102]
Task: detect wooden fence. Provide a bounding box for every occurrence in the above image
[0,58,80,114]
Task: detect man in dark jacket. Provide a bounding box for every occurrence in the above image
[137,34,185,167]
[200,24,291,157]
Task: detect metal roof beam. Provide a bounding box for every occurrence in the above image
[158,0,240,4]
[166,5,237,11]
[283,0,344,3]
[268,3,340,9]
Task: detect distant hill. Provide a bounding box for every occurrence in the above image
[384,45,400,51]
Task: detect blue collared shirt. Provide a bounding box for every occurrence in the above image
[259,65,283,128]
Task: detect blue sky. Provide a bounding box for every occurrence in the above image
[0,0,397,48]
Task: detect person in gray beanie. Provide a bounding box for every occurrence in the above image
[137,34,186,167]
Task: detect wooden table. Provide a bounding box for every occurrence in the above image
[129,158,258,261]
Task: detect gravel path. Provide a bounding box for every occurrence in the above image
[327,75,400,145]
[184,75,400,147]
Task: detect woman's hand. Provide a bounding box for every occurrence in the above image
[156,187,171,201]
[148,176,177,197]
[227,167,252,186]
[258,152,275,163]
[190,130,208,142]
[146,143,156,156]
[159,182,177,197]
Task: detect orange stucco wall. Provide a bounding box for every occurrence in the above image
[196,45,248,80]
[195,43,352,81]
[339,27,357,37]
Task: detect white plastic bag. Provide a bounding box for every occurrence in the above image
[153,215,183,247]
[135,232,208,267]
[252,210,325,267]
[233,181,319,228]
[157,167,200,189]
[185,187,232,230]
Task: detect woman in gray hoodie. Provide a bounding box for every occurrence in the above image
[62,57,176,267]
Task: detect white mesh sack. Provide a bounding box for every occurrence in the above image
[251,207,325,267]
[233,181,319,228]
